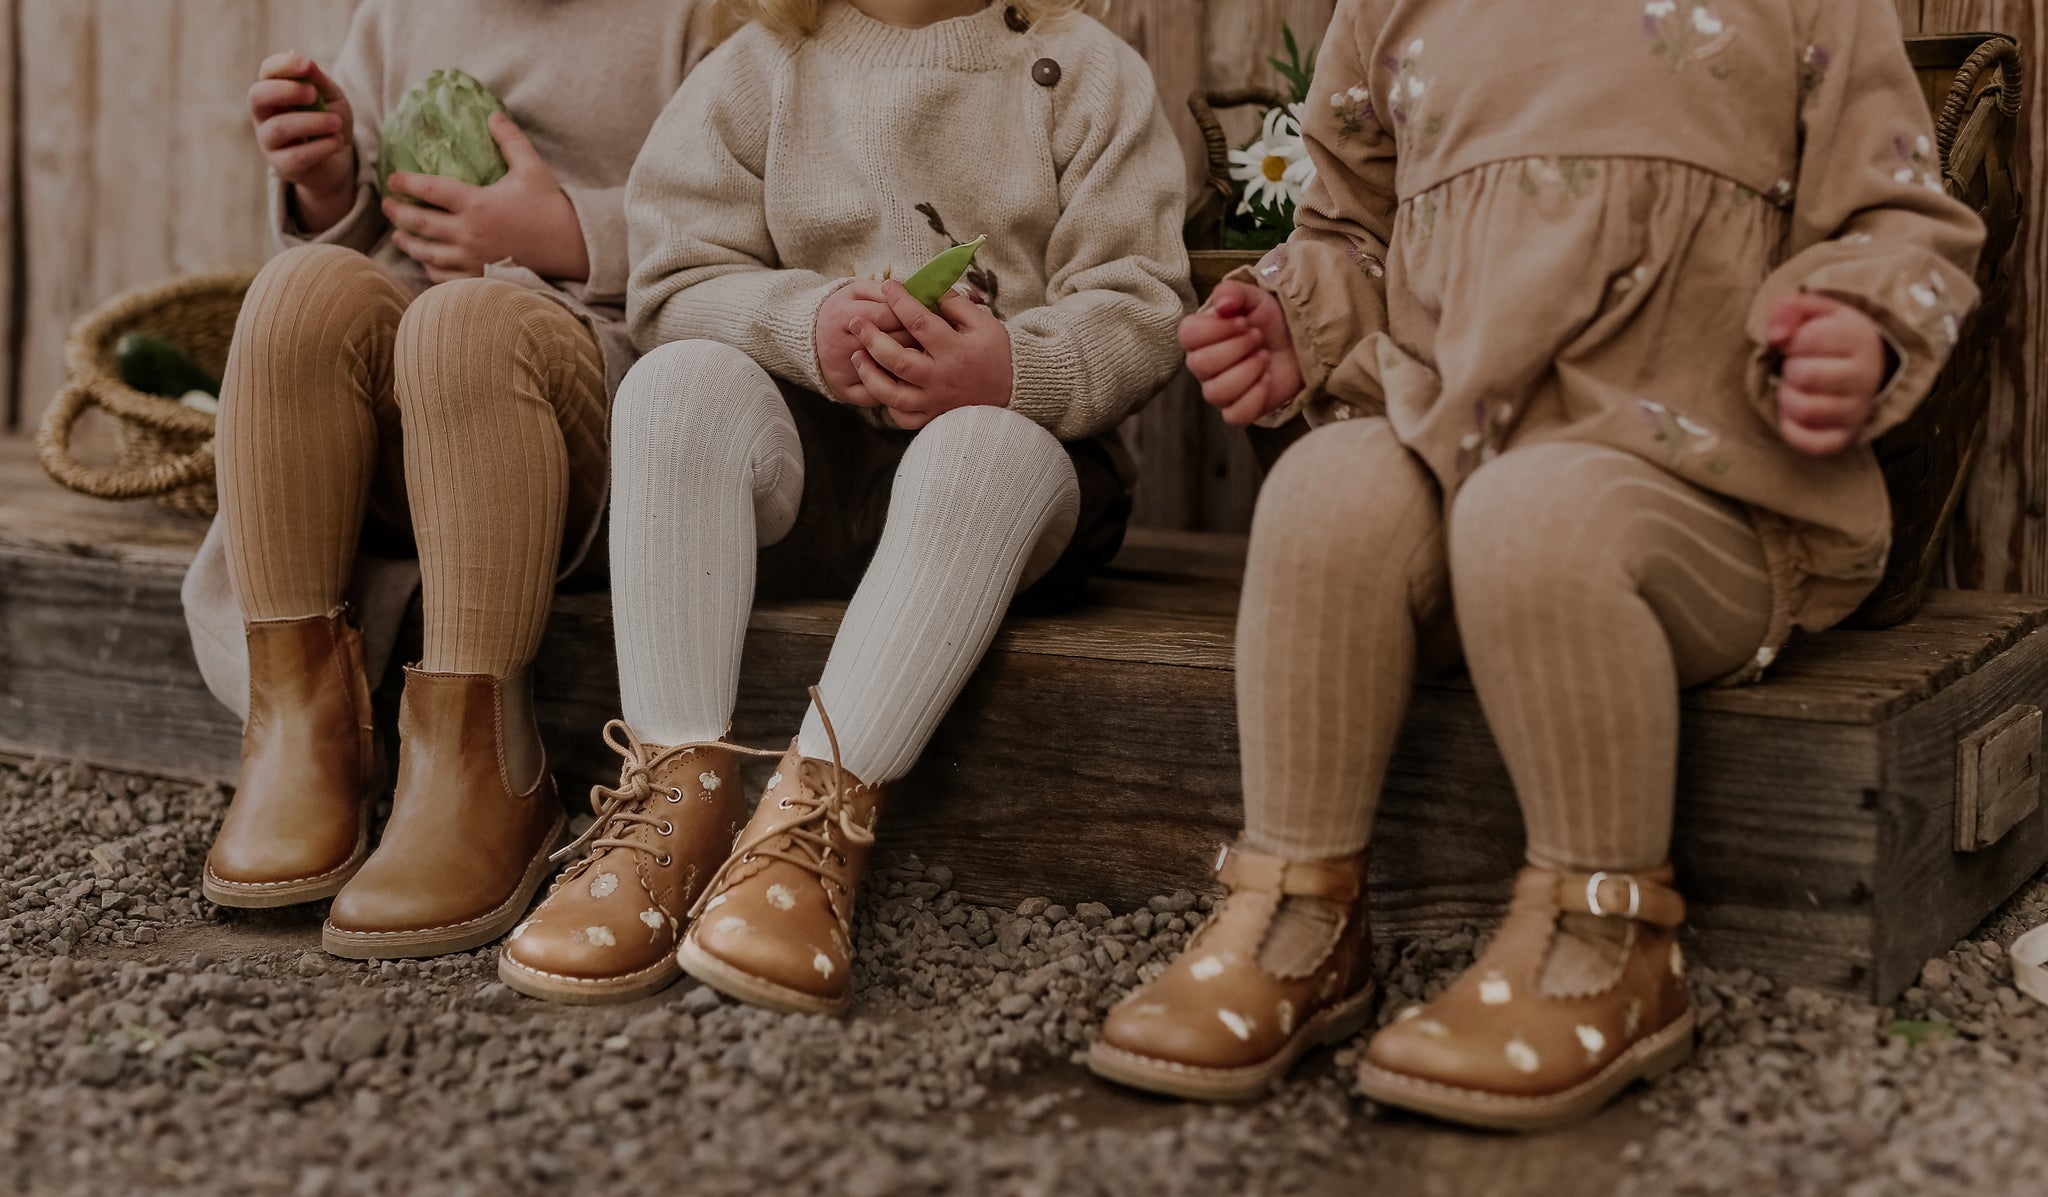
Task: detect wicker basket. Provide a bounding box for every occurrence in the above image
[35,271,257,519]
[1183,86,1291,300]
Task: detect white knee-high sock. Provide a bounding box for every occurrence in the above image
[610,341,804,746]
[797,405,1081,784]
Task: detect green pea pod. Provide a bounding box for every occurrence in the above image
[295,76,329,114]
[902,235,988,310]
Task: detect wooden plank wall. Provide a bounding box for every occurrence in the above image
[0,1,2043,580]
[1897,2,2048,595]
[8,0,358,442]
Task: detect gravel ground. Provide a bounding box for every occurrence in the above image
[5,756,2048,1197]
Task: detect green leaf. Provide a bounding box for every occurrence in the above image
[1884,1018,1959,1047]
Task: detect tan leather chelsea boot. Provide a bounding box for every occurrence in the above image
[322,667,565,960]
[203,609,379,909]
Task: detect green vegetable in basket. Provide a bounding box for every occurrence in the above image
[115,333,220,399]
[902,235,988,310]
[378,69,509,199]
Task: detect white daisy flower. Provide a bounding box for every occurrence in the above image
[1228,103,1315,216]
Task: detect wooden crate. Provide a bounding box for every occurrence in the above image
[4,444,2047,1000]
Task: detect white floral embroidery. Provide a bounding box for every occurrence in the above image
[1415,1019,1450,1039]
[640,909,666,930]
[813,950,836,978]
[704,894,728,912]
[1645,0,1737,76]
[1398,1005,1424,1022]
[1506,1038,1542,1074]
[1577,1025,1609,1060]
[589,872,619,900]
[767,772,784,790]
[699,771,722,792]
[766,884,797,911]
[1479,974,1513,1006]
[1134,1002,1168,1017]
[1217,1010,1255,1041]
[582,925,616,948]
[1190,956,1225,981]
[1625,999,1645,1037]
[714,916,749,937]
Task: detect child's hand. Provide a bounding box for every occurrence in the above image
[1767,294,1891,458]
[1184,281,1302,427]
[816,282,915,406]
[250,53,356,233]
[382,112,591,285]
[848,281,1013,431]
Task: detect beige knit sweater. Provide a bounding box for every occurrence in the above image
[626,1,1195,442]
[279,0,723,394]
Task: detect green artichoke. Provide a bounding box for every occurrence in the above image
[378,69,510,199]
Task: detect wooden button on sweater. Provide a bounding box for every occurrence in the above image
[1033,58,1061,87]
[1004,5,1030,32]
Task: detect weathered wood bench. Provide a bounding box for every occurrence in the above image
[4,439,2047,1002]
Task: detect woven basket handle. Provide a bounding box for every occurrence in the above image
[1938,37,2025,165]
[35,383,217,501]
[1189,87,1295,205]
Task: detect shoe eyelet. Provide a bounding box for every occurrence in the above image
[656,853,673,867]
[666,787,684,804]
[658,820,674,836]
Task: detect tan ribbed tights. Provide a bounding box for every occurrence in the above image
[216,244,607,677]
[1238,418,1774,873]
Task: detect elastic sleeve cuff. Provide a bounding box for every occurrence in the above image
[561,184,628,302]
[271,172,382,252]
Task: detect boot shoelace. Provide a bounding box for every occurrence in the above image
[689,688,874,920]
[553,720,774,873]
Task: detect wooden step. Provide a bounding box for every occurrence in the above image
[4,441,2047,1001]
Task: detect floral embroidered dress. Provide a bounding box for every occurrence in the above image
[1251,0,1985,654]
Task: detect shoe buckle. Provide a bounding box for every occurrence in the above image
[1585,872,1640,920]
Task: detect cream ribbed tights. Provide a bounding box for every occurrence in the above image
[609,339,1080,784]
[216,244,608,678]
[1238,418,1774,873]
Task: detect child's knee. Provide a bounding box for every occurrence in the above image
[612,340,779,444]
[1451,445,1619,605]
[1254,420,1433,557]
[905,406,1077,505]
[234,245,396,365]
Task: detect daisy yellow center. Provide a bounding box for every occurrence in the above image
[1262,155,1287,182]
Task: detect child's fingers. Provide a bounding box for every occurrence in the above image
[936,288,991,330]
[880,281,963,350]
[1219,381,1272,427]
[266,137,345,179]
[1766,293,1843,349]
[258,111,343,151]
[381,198,459,243]
[1179,311,1250,353]
[851,320,929,385]
[250,78,319,119]
[386,173,475,213]
[392,231,472,274]
[487,111,546,176]
[1779,415,1855,458]
[259,52,314,81]
[302,62,350,111]
[1185,331,1265,381]
[1787,310,1880,362]
[1202,280,1263,319]
[1782,355,1874,398]
[852,350,924,410]
[1199,350,1269,409]
[1778,386,1867,431]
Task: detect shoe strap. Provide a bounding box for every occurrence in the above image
[1215,840,1362,902]
[1527,866,1686,928]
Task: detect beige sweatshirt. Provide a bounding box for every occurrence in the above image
[626,0,1195,442]
[277,0,723,393]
